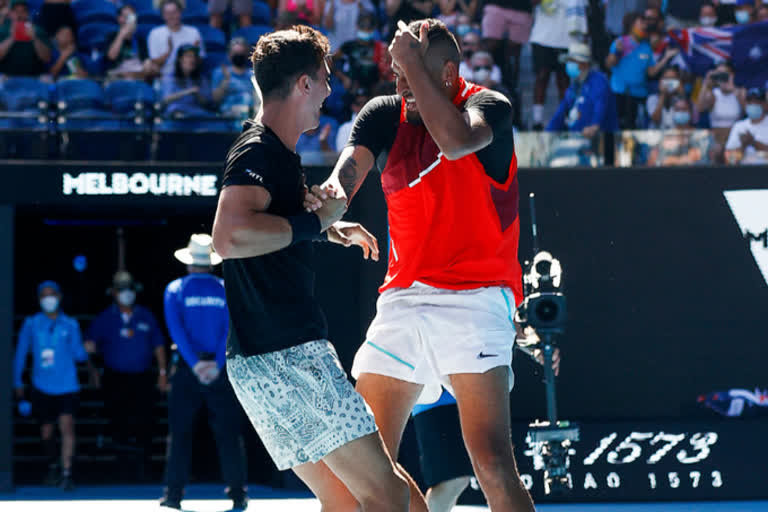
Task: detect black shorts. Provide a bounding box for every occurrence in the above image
[531,43,567,73]
[412,403,474,488]
[31,389,79,424]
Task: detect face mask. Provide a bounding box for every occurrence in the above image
[472,67,491,83]
[746,103,764,120]
[565,61,582,79]
[672,111,690,126]
[40,296,59,314]
[700,16,716,27]
[117,289,136,307]
[463,49,474,60]
[662,78,680,93]
[231,53,248,67]
[357,30,374,41]
[456,24,471,37]
[734,10,751,24]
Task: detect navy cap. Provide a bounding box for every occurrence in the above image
[37,280,61,296]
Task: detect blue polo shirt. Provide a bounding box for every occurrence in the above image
[164,273,229,369]
[13,312,87,395]
[87,304,165,373]
[547,69,619,132]
[609,36,655,98]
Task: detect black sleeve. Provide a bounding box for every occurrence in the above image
[221,144,277,196]
[346,95,401,158]
[465,89,516,184]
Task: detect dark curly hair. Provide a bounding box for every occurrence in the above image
[251,25,330,101]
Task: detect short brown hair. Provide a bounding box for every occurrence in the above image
[251,25,330,101]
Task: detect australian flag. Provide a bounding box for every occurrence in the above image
[668,21,768,89]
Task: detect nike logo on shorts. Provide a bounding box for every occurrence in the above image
[477,352,498,359]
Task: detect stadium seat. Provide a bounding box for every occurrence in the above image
[0,77,50,111]
[78,22,119,50]
[123,0,154,11]
[136,23,155,43]
[203,50,229,73]
[73,0,118,24]
[182,5,210,25]
[252,1,271,25]
[56,79,106,112]
[196,25,226,52]
[233,24,271,45]
[137,9,162,26]
[105,80,156,114]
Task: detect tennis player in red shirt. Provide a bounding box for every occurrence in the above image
[307,18,534,512]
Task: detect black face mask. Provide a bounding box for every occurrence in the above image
[231,53,248,67]
[463,49,474,60]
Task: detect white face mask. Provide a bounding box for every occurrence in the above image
[662,78,680,92]
[40,296,60,313]
[699,16,716,27]
[117,289,136,307]
[472,68,491,83]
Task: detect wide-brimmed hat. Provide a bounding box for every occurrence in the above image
[564,42,591,64]
[108,270,143,294]
[174,233,222,266]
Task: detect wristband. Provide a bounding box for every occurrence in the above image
[159,369,167,376]
[287,212,322,244]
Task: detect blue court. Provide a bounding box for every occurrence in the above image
[2,485,767,512]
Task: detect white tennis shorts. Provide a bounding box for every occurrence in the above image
[351,282,517,404]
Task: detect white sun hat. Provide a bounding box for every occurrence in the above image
[174,234,223,266]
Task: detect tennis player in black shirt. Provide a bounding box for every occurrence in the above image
[212,25,425,512]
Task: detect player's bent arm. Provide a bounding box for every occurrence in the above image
[401,61,493,160]
[325,144,375,202]
[212,185,294,259]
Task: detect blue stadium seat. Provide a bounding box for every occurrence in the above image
[252,1,271,25]
[78,22,119,50]
[234,24,271,45]
[56,79,106,112]
[196,25,226,52]
[123,0,154,11]
[137,9,162,26]
[105,80,156,114]
[73,0,118,24]
[136,22,155,43]
[182,5,210,26]
[203,50,229,73]
[0,77,50,111]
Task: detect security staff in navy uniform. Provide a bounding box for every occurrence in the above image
[160,234,248,511]
[84,271,168,480]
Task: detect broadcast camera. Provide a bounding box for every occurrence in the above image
[516,194,579,496]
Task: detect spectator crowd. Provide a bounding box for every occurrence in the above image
[0,0,766,164]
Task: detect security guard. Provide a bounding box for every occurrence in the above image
[85,271,167,480]
[160,234,248,511]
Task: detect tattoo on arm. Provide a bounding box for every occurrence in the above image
[338,156,359,198]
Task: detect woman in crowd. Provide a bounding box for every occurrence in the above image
[160,44,214,118]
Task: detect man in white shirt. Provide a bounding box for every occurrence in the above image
[148,0,206,78]
[725,87,768,165]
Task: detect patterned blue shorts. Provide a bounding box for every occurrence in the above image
[227,340,378,470]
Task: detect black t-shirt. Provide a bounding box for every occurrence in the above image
[347,90,515,184]
[221,120,328,357]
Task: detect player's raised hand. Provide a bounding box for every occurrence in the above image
[389,20,429,70]
[328,221,379,261]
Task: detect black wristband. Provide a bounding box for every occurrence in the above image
[287,213,322,244]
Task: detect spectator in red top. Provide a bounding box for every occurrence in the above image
[0,0,52,76]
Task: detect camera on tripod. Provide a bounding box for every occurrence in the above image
[517,194,579,497]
